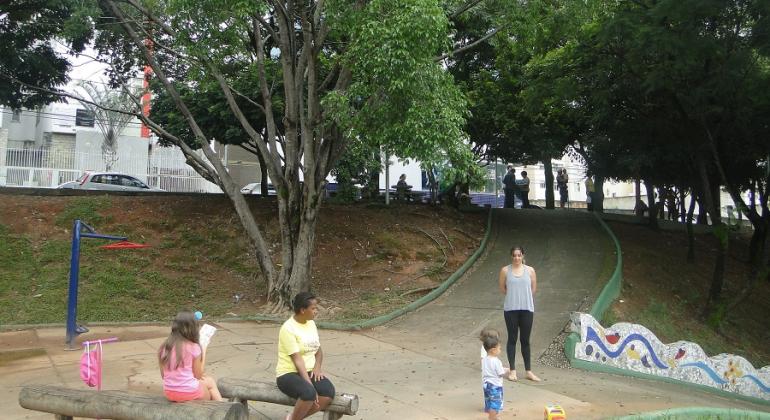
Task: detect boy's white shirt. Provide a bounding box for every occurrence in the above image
[481,354,506,387]
[480,345,487,358]
[199,324,217,350]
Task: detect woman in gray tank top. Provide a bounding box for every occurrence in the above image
[497,245,541,382]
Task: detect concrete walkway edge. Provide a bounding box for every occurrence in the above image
[612,406,770,419]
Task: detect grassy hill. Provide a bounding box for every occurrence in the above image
[0,193,485,324]
[606,220,770,368]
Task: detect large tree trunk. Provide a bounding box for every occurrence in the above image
[543,158,555,209]
[427,166,439,204]
[644,179,659,230]
[686,193,697,263]
[256,151,270,197]
[697,155,727,319]
[594,176,605,213]
[702,125,770,316]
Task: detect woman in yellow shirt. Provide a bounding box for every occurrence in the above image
[276,292,335,420]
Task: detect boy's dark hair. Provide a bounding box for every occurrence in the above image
[482,335,500,351]
[292,291,317,314]
[479,328,499,342]
[521,170,528,177]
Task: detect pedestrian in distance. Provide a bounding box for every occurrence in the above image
[502,165,516,208]
[395,173,413,201]
[557,169,569,208]
[158,311,224,402]
[498,246,541,382]
[585,176,595,211]
[481,335,510,420]
[276,292,336,420]
[516,171,530,208]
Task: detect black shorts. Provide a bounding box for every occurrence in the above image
[276,372,335,401]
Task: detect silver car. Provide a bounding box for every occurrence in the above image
[58,172,164,192]
[240,182,276,195]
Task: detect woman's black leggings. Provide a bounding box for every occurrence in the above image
[503,310,534,371]
[277,372,335,401]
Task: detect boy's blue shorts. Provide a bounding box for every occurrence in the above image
[483,382,503,412]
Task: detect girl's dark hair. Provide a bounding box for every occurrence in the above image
[293,291,317,314]
[510,245,525,256]
[158,311,199,370]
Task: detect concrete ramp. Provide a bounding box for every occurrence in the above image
[366,208,608,366]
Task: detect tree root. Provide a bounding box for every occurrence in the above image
[452,227,477,242]
[439,228,454,254]
[414,227,448,264]
[399,285,438,297]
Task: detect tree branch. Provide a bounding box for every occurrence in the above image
[449,0,484,20]
[436,27,500,62]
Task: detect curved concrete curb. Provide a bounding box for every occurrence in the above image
[0,208,493,333]
[236,208,494,330]
[611,406,770,419]
[564,212,622,365]
[564,212,770,408]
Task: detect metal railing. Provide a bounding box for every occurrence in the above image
[1,146,221,193]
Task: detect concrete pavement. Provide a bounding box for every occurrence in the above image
[2,208,768,419]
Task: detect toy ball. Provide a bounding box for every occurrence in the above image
[194,311,203,320]
[544,404,566,420]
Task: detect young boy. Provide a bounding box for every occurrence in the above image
[481,336,510,420]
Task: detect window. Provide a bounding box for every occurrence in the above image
[120,175,147,188]
[75,109,95,127]
[540,182,546,189]
[11,109,21,122]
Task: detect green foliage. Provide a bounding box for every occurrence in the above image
[330,138,380,203]
[0,0,95,108]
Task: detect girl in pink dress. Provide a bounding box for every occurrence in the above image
[158,311,224,402]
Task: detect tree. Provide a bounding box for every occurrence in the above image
[0,0,94,109]
[77,81,137,171]
[528,0,770,319]
[84,0,472,309]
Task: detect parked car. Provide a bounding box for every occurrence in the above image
[240,182,276,195]
[57,172,164,192]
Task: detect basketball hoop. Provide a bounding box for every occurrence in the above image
[99,240,151,249]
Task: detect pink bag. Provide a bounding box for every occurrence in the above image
[80,341,103,389]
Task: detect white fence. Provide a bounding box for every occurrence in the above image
[1,146,221,193]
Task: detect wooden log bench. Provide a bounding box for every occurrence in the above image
[217,378,359,420]
[18,384,247,419]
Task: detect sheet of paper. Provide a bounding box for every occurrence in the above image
[199,323,217,349]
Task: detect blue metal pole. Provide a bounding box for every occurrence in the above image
[65,219,82,349]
